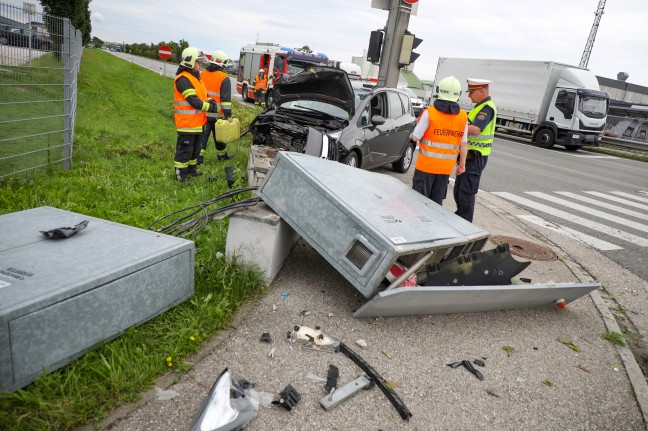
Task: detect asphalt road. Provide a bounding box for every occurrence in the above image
[476,136,648,283]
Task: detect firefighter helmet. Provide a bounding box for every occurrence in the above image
[436,75,462,102]
[211,50,232,67]
[180,47,206,68]
[259,69,264,74]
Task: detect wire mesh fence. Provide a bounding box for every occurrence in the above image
[0,2,83,180]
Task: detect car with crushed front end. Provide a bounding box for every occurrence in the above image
[248,66,417,173]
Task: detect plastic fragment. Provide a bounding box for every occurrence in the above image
[260,332,272,343]
[356,339,368,348]
[462,360,484,380]
[474,359,485,367]
[447,361,463,369]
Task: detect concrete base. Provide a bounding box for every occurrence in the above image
[225,201,299,283]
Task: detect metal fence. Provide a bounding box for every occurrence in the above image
[0,2,83,180]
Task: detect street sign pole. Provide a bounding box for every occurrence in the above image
[158,45,173,77]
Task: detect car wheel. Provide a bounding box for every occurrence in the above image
[341,151,359,168]
[265,89,274,109]
[564,145,579,151]
[535,128,555,149]
[241,84,250,102]
[392,142,414,173]
[0,37,8,45]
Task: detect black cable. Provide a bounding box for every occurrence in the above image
[148,187,259,239]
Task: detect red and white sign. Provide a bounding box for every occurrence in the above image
[158,45,172,60]
[403,0,419,4]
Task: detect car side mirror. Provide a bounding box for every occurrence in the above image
[371,115,386,126]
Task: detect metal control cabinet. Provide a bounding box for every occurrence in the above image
[0,207,195,392]
[257,152,490,298]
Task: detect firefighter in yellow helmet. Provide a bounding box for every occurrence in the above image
[198,50,234,164]
[173,47,218,181]
[254,68,268,106]
[410,76,468,206]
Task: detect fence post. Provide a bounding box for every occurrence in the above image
[63,17,72,170]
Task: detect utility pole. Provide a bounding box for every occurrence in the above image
[376,0,412,87]
[579,0,606,69]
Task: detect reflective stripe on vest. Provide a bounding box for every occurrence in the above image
[174,71,207,133]
[467,99,497,156]
[202,69,227,119]
[415,106,467,175]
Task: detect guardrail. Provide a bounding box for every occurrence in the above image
[600,137,648,153]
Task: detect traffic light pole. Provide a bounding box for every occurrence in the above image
[376,0,411,88]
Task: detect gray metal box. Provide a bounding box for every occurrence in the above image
[257,152,490,298]
[0,206,195,392]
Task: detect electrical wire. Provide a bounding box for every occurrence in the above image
[148,187,259,240]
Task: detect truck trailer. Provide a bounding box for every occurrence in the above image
[434,58,610,150]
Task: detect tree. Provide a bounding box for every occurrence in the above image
[297,45,312,53]
[40,0,92,45]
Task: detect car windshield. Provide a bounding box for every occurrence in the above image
[279,99,350,120]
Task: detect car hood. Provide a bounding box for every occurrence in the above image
[273,66,355,117]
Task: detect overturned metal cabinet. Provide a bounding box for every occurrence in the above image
[257,152,601,317]
[257,151,489,299]
[0,207,194,392]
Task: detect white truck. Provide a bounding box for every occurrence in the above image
[434,58,610,150]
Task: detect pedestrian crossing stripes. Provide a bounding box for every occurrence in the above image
[492,191,648,250]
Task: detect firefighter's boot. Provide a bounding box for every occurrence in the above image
[217,152,234,161]
[175,168,190,182]
[187,165,203,177]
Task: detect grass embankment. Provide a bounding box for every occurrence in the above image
[0,48,266,430]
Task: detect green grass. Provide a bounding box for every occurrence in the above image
[0,48,266,430]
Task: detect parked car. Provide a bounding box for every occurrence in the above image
[248,66,417,173]
[0,25,52,51]
[401,87,424,117]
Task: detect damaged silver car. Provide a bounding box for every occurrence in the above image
[248,66,417,173]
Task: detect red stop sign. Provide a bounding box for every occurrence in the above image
[158,45,172,60]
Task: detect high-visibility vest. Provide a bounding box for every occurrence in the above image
[467,99,497,156]
[416,106,467,175]
[254,75,267,91]
[174,70,207,133]
[202,69,228,119]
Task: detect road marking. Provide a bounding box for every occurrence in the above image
[584,191,648,211]
[555,192,648,220]
[525,192,648,233]
[493,192,648,247]
[568,154,620,159]
[610,191,648,205]
[518,215,622,250]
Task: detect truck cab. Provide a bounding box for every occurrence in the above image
[534,68,609,150]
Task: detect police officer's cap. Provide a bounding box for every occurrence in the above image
[467,78,492,91]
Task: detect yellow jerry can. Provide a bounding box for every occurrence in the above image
[215,118,240,144]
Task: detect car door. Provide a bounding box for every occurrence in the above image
[363,92,394,168]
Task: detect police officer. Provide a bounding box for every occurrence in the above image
[410,76,468,206]
[453,78,497,222]
[173,47,219,181]
[198,50,234,164]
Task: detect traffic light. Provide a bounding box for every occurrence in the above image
[367,30,383,64]
[399,32,422,67]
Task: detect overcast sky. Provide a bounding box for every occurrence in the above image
[9,0,648,87]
